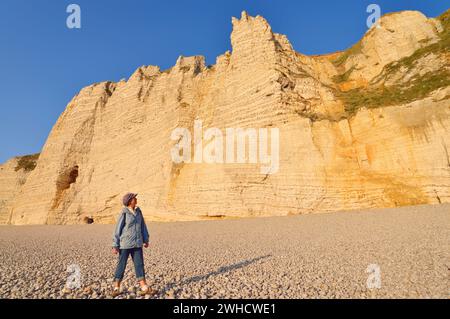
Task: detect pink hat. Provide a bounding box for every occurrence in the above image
[122,193,138,206]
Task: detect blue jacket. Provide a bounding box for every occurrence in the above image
[112,206,149,249]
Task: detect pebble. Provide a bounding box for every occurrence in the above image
[0,204,448,299]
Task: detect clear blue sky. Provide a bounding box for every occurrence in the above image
[0,0,448,163]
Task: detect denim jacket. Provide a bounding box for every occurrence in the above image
[112,206,149,249]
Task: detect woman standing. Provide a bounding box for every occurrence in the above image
[111,192,157,297]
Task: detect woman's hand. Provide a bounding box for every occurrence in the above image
[112,247,119,254]
[143,242,149,248]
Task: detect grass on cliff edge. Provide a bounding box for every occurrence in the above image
[14,153,40,172]
[334,9,450,116]
[374,10,449,82]
[337,69,450,116]
[331,9,449,69]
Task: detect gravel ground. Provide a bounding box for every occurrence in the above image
[0,204,448,299]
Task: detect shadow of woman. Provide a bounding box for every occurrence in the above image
[158,254,272,297]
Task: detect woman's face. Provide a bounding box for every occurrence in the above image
[129,197,137,207]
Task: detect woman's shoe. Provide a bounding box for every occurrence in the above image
[138,285,158,296]
[111,287,122,298]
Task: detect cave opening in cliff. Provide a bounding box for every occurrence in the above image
[51,165,79,209]
[83,216,94,224]
[57,165,79,191]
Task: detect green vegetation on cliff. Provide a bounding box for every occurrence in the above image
[338,69,450,116]
[15,153,40,172]
[335,9,449,117]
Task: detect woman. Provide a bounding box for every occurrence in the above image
[111,192,157,297]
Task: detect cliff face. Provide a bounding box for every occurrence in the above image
[1,10,449,225]
[0,154,39,224]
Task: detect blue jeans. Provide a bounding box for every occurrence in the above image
[114,247,145,281]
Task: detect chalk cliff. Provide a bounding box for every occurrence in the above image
[1,9,449,224]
